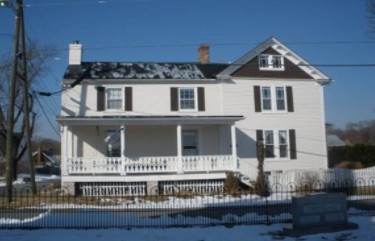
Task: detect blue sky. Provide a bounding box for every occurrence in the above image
[0,0,374,139]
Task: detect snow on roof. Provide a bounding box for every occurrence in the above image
[63,62,228,80]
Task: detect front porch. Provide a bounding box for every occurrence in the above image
[58,116,243,177]
[57,116,244,195]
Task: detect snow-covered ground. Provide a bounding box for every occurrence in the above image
[0,216,374,241]
[0,173,60,187]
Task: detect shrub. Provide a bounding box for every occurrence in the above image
[328,145,375,168]
[335,161,364,169]
[295,171,320,193]
[224,171,240,194]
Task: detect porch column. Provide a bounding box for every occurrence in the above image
[120,125,126,175]
[62,125,68,176]
[120,125,126,158]
[67,126,73,159]
[231,124,238,171]
[177,124,183,173]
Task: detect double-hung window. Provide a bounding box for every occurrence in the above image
[264,130,275,158]
[260,86,286,112]
[171,87,205,112]
[106,88,123,110]
[278,130,288,158]
[97,86,132,112]
[259,54,284,70]
[179,88,196,111]
[261,87,272,111]
[275,87,286,111]
[262,129,290,159]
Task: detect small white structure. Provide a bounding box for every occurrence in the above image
[57,37,331,195]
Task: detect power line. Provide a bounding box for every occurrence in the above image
[33,92,60,137]
[22,0,155,7]
[39,41,375,53]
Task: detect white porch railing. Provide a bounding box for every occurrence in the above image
[66,155,235,175]
[182,155,234,172]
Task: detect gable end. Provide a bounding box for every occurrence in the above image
[232,47,313,79]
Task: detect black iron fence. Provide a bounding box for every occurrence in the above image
[0,179,374,229]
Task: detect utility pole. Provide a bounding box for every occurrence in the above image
[19,0,36,194]
[5,0,22,203]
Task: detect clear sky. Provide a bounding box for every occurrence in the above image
[0,0,374,140]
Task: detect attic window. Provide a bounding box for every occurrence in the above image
[259,54,284,71]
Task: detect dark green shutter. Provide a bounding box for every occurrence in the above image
[170,87,178,111]
[256,129,263,142]
[97,86,105,111]
[289,129,297,159]
[198,87,205,111]
[286,86,294,112]
[254,86,261,112]
[125,87,133,111]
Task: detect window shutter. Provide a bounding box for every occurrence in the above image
[97,86,105,111]
[197,87,205,111]
[256,129,263,142]
[289,129,297,159]
[286,86,294,112]
[170,87,178,111]
[254,86,261,112]
[125,87,133,111]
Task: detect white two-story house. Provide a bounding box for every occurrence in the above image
[57,37,331,196]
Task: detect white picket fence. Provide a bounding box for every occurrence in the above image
[268,166,375,191]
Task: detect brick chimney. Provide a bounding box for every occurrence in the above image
[69,41,82,65]
[198,44,209,64]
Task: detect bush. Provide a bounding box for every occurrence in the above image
[335,161,364,169]
[295,171,320,193]
[224,171,240,193]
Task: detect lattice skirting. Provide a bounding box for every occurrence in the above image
[77,182,147,196]
[159,179,224,195]
[75,179,225,196]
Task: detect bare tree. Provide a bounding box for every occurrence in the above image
[0,40,57,179]
[327,120,375,146]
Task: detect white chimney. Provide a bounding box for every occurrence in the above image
[69,41,82,65]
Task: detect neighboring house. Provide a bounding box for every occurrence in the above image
[32,148,60,175]
[326,134,345,148]
[57,37,331,196]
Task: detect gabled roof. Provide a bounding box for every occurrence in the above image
[63,62,229,81]
[217,37,331,84]
[326,134,345,147]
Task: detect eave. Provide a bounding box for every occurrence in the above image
[56,115,245,126]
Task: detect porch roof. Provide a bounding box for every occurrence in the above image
[56,115,244,126]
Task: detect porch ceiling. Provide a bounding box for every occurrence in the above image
[56,115,244,126]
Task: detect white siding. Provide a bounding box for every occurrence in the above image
[61,83,222,116]
[223,78,327,172]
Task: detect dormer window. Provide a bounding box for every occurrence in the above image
[259,54,284,71]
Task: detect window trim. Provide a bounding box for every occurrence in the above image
[262,129,290,161]
[105,87,124,111]
[260,86,287,113]
[259,54,285,71]
[178,87,198,112]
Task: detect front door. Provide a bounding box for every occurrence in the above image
[182,130,199,156]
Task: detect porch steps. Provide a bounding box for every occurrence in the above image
[239,174,254,188]
[237,159,257,188]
